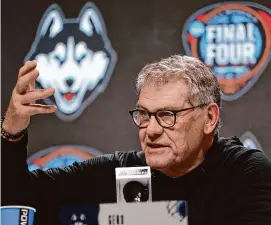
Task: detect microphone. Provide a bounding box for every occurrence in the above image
[115,166,152,203]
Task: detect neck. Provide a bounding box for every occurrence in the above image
[159,136,214,178]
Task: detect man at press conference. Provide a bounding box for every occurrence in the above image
[2,55,271,225]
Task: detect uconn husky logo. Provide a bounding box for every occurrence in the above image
[182,2,271,101]
[25,2,117,121]
[71,213,87,225]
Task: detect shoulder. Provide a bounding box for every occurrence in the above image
[217,136,270,166]
[113,150,146,167]
[207,137,271,222]
[216,136,271,183]
[77,150,145,169]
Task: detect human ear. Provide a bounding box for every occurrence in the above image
[204,103,220,135]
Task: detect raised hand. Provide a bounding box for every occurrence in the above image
[2,60,57,135]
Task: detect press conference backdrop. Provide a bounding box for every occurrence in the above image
[2,0,271,170]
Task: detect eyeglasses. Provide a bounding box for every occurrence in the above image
[129,104,208,128]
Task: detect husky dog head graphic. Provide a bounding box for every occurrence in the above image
[25,2,117,121]
[71,213,87,225]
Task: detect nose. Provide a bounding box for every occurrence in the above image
[66,78,74,87]
[146,115,163,139]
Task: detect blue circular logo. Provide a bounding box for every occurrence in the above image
[27,145,103,171]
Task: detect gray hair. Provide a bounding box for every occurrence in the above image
[136,54,222,136]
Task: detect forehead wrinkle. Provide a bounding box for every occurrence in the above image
[137,81,190,112]
[136,103,187,112]
[137,96,188,112]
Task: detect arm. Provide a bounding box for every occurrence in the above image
[1,60,56,206]
[1,133,31,205]
[1,131,120,208]
[1,60,118,208]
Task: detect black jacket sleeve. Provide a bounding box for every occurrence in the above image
[1,133,124,208]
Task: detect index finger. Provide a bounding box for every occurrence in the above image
[18,60,37,78]
[16,69,39,94]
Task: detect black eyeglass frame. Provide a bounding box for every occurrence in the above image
[129,103,208,128]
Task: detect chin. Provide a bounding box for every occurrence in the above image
[145,155,168,170]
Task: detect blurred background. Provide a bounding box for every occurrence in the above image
[2,0,271,169]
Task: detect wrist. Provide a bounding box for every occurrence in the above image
[2,121,21,135]
[1,117,27,141]
[2,112,27,134]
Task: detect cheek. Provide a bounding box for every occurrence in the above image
[187,115,205,138]
[139,129,146,147]
[181,116,205,149]
[166,121,192,155]
[169,120,188,140]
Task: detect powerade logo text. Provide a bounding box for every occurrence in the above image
[182,2,271,100]
[27,145,102,171]
[20,209,29,225]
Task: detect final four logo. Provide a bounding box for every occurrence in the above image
[27,145,102,171]
[182,2,271,100]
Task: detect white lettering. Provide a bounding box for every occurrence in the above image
[243,43,256,64]
[247,23,255,41]
[20,209,28,225]
[205,44,216,65]
[204,23,257,65]
[206,25,216,43]
[215,25,223,43]
[216,44,228,65]
[223,24,235,42]
[229,43,242,64]
[205,43,256,65]
[206,23,256,43]
[236,24,246,41]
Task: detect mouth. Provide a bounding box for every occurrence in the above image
[61,92,78,101]
[146,143,168,150]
